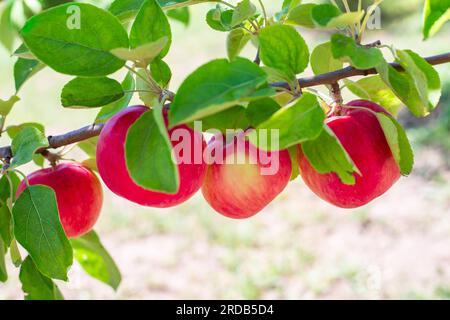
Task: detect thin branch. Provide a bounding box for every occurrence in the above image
[271,52,450,90]
[258,0,268,25]
[0,52,449,161]
[0,123,104,160]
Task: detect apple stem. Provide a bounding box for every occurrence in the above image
[330,83,343,112]
[41,150,61,168]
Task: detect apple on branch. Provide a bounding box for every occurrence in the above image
[16,162,103,238]
[202,132,292,219]
[96,106,207,207]
[298,100,401,208]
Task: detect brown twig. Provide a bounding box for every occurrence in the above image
[271,52,450,90]
[0,123,103,160]
[0,52,449,161]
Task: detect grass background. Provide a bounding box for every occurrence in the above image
[0,0,449,299]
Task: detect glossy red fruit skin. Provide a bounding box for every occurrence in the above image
[202,134,292,219]
[16,163,103,238]
[298,100,400,208]
[96,106,207,207]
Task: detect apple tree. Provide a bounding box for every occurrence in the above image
[0,0,449,299]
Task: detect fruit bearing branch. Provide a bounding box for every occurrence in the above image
[272,52,450,89]
[0,51,449,161]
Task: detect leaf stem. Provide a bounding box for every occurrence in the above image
[12,169,29,187]
[124,65,152,86]
[217,0,236,9]
[358,0,383,43]
[257,0,268,26]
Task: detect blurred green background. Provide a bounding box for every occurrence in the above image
[0,0,449,299]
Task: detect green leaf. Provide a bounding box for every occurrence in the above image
[169,58,267,126]
[227,28,252,61]
[311,41,343,75]
[331,34,384,69]
[0,95,20,117]
[95,72,135,124]
[130,0,171,58]
[77,137,98,158]
[286,4,316,28]
[126,107,179,193]
[0,0,16,52]
[13,43,36,60]
[33,154,45,168]
[71,231,121,290]
[231,0,257,27]
[259,24,309,76]
[301,126,359,185]
[109,0,145,19]
[191,105,250,133]
[325,11,364,29]
[423,0,450,39]
[0,205,12,251]
[136,69,159,106]
[247,93,325,151]
[0,171,21,203]
[11,127,48,168]
[10,239,22,267]
[81,158,98,172]
[13,185,73,280]
[39,0,73,10]
[21,3,129,77]
[6,122,45,139]
[376,50,441,117]
[375,113,414,176]
[311,4,364,29]
[245,97,281,127]
[167,7,190,26]
[151,59,172,88]
[288,145,300,181]
[344,76,402,116]
[311,3,341,26]
[19,256,64,300]
[61,77,124,108]
[262,66,297,87]
[111,37,169,67]
[276,0,302,21]
[0,236,6,282]
[109,0,195,20]
[206,5,233,32]
[395,49,441,116]
[14,58,45,93]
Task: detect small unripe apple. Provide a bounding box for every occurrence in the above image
[16,162,103,238]
[96,106,207,207]
[298,100,400,208]
[202,133,292,219]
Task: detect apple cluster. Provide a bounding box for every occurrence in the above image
[16,100,400,239]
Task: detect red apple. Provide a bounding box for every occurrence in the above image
[202,133,292,219]
[96,106,207,207]
[16,162,103,238]
[298,100,400,208]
